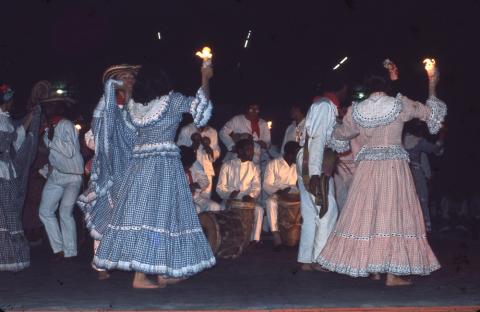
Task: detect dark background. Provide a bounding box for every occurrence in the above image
[1,0,479,198]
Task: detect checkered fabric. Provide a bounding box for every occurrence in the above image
[82,81,215,277]
[0,106,40,271]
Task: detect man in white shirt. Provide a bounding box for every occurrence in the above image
[263,141,300,251]
[180,145,221,213]
[281,104,306,154]
[216,139,263,243]
[297,76,347,271]
[177,123,220,198]
[219,104,271,169]
[38,97,84,260]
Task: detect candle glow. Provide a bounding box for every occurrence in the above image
[423,58,436,75]
[267,121,272,130]
[195,47,213,61]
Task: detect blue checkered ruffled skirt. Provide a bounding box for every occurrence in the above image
[93,153,215,277]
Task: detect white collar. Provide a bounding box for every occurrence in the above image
[352,93,403,128]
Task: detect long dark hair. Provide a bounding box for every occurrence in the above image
[133,66,172,105]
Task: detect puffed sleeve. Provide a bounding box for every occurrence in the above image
[400,95,447,134]
[177,87,213,128]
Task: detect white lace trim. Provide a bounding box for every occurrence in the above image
[426,96,447,134]
[333,231,427,241]
[132,142,179,155]
[107,224,204,237]
[0,228,24,234]
[317,257,440,277]
[353,93,403,128]
[93,257,216,277]
[128,93,171,127]
[0,261,30,271]
[355,145,409,162]
[327,129,350,153]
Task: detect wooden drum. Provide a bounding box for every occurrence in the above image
[198,200,255,259]
[278,192,302,247]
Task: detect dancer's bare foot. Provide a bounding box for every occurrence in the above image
[133,272,159,289]
[157,276,168,288]
[369,273,381,281]
[98,271,110,280]
[385,274,412,286]
[300,263,313,271]
[166,278,186,285]
[312,263,329,272]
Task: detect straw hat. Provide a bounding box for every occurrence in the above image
[102,64,141,83]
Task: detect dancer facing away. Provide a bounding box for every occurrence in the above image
[82,63,215,289]
[318,64,445,286]
[296,75,348,271]
[0,83,41,271]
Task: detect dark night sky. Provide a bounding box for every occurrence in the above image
[1,0,480,197]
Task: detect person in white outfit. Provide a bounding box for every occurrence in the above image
[38,97,84,260]
[263,141,300,251]
[281,105,306,154]
[216,139,263,243]
[180,145,221,213]
[219,104,271,169]
[177,123,220,198]
[296,76,348,271]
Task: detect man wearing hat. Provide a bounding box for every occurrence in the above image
[38,93,84,261]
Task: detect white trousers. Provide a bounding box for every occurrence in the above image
[265,195,280,232]
[222,201,264,241]
[39,169,82,257]
[296,149,338,264]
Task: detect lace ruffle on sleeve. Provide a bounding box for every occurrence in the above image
[425,96,447,134]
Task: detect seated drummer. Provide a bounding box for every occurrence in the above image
[216,138,263,244]
[180,145,221,213]
[263,141,300,251]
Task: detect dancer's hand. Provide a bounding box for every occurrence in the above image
[229,190,240,199]
[309,175,321,195]
[242,195,254,203]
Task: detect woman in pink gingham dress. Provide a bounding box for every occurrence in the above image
[319,69,445,286]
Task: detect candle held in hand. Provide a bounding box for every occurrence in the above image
[196,47,213,67]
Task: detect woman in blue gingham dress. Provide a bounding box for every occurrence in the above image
[1,84,41,272]
[89,66,215,288]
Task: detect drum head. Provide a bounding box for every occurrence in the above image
[199,212,221,254]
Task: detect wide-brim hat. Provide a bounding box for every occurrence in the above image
[102,64,141,83]
[40,94,75,107]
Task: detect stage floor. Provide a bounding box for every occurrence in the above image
[1,232,479,311]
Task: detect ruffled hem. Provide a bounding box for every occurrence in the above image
[317,234,441,277]
[93,257,216,277]
[0,261,30,272]
[426,96,447,134]
[317,256,440,277]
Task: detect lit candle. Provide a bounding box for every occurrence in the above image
[75,124,82,131]
[267,121,272,130]
[195,46,213,67]
[423,58,436,79]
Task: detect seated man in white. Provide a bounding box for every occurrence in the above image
[177,122,220,198]
[216,138,263,243]
[180,145,221,213]
[219,104,271,168]
[263,141,300,251]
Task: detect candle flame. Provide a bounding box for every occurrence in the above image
[423,58,436,72]
[75,124,82,131]
[195,47,213,61]
[267,121,272,129]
